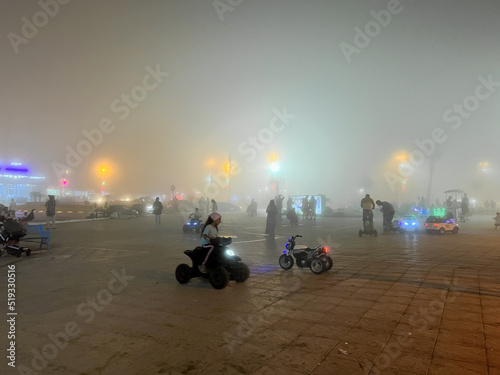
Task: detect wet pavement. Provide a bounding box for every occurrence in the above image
[1,212,499,374]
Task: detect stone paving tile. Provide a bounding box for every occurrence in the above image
[393,322,439,341]
[312,354,371,374]
[440,308,483,322]
[288,334,339,355]
[197,351,267,374]
[252,364,309,374]
[487,347,500,368]
[377,349,432,374]
[427,357,488,375]
[383,334,435,356]
[334,339,385,364]
[354,317,399,333]
[436,328,485,348]
[433,340,487,364]
[263,346,326,373]
[361,307,404,322]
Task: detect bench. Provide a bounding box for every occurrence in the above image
[21,225,51,249]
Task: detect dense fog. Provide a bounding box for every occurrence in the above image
[2,0,499,208]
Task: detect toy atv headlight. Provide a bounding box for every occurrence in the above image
[225,249,235,256]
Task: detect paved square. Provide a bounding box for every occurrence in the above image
[1,212,499,374]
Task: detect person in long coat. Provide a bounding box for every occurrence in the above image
[265,199,277,238]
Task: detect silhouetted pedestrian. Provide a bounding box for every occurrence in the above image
[265,200,277,238]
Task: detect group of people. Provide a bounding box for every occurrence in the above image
[0,195,56,229]
[301,195,317,221]
[198,197,218,215]
[262,195,319,238]
[361,194,395,232]
[484,200,497,209]
[151,197,218,225]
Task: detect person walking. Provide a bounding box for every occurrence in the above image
[9,198,17,217]
[210,199,218,213]
[265,199,278,238]
[153,197,163,224]
[45,195,56,229]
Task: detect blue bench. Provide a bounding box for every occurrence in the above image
[21,225,51,249]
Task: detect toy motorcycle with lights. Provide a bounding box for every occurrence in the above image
[175,237,250,289]
[279,235,333,274]
[182,214,202,233]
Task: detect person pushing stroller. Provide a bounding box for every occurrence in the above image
[360,194,375,231]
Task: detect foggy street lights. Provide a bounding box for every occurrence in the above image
[269,152,281,196]
[98,165,109,196]
[479,161,489,173]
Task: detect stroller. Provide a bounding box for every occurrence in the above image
[0,219,31,258]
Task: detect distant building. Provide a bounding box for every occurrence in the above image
[0,162,46,203]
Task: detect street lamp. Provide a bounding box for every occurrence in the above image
[97,165,109,196]
[268,153,281,195]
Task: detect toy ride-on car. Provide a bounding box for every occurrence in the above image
[398,215,419,232]
[424,216,459,235]
[182,216,202,233]
[175,237,250,289]
[279,235,333,274]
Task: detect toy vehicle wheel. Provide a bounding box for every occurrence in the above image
[452,227,459,234]
[439,228,445,235]
[279,254,294,270]
[358,230,362,237]
[26,249,31,257]
[324,256,333,271]
[210,267,230,289]
[182,225,189,233]
[310,259,326,274]
[175,263,192,284]
[232,263,250,282]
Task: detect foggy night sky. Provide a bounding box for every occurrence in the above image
[1,0,499,207]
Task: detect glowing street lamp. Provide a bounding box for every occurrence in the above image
[268,152,281,195]
[97,164,110,196]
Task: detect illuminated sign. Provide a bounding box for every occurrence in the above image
[0,162,44,180]
[289,195,323,215]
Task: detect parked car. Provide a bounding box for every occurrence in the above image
[108,205,139,218]
[424,216,458,234]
